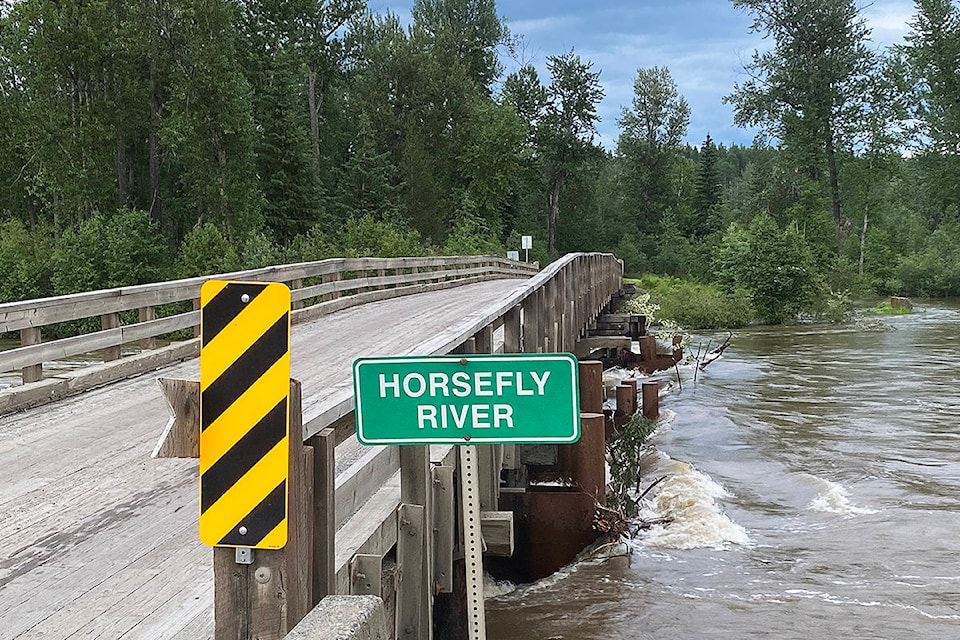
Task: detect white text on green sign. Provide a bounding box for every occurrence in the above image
[353,354,580,445]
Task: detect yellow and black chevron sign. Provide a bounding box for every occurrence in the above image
[199,280,291,549]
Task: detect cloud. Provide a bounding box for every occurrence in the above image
[509,15,581,35]
[863,0,915,47]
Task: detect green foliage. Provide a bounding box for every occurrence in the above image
[339,215,428,258]
[630,275,753,329]
[177,223,240,278]
[824,289,853,324]
[51,209,167,294]
[0,219,55,302]
[292,225,339,262]
[869,300,913,315]
[606,414,658,518]
[714,215,817,323]
[240,231,282,270]
[1,0,960,312]
[443,195,504,256]
[893,223,960,296]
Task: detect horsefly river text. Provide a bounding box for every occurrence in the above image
[376,370,553,430]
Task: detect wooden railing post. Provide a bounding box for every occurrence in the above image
[101,312,121,362]
[399,444,431,640]
[192,297,201,338]
[522,291,542,354]
[20,327,42,383]
[213,380,313,640]
[309,427,336,605]
[138,306,157,349]
[291,278,304,310]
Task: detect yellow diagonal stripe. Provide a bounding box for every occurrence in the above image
[258,520,288,550]
[199,438,288,546]
[200,283,290,391]
[199,352,290,474]
[200,279,230,306]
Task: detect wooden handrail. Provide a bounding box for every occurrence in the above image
[0,255,538,378]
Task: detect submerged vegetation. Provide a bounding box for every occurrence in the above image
[869,301,914,316]
[606,414,659,519]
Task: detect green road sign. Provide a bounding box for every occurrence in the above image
[353,353,581,445]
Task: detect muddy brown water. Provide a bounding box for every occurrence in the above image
[487,302,960,639]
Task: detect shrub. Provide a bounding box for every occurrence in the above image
[869,300,912,315]
[629,275,753,329]
[177,223,240,277]
[0,219,55,302]
[339,215,428,258]
[52,208,167,294]
[713,215,817,323]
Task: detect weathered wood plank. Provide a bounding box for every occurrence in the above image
[479,511,514,557]
[396,503,426,640]
[20,326,42,383]
[310,428,336,605]
[335,446,401,530]
[153,378,200,458]
[350,554,383,597]
[334,473,400,595]
[431,465,455,594]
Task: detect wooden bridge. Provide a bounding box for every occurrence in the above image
[0,253,625,639]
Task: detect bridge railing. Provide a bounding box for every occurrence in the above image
[0,255,537,395]
[147,251,625,639]
[308,252,623,610]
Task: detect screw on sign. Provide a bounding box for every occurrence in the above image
[198,280,291,549]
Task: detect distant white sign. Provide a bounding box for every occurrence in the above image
[521,236,533,250]
[507,250,520,261]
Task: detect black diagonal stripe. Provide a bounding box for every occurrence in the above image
[201,313,288,430]
[217,481,286,547]
[200,398,287,513]
[202,282,268,347]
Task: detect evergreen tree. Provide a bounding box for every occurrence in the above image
[161,0,261,240]
[691,134,724,236]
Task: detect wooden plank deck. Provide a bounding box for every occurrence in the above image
[0,278,527,640]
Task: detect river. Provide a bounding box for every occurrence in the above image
[486,302,960,639]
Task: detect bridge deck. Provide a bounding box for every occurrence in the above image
[0,278,527,640]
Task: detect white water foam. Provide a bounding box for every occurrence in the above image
[801,474,878,517]
[636,454,750,550]
[483,574,517,598]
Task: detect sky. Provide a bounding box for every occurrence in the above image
[374,0,918,150]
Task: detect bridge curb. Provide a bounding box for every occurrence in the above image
[286,595,388,640]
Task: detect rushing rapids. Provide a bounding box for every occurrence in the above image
[488,302,960,639]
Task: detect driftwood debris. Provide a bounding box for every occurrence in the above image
[698,331,733,370]
[594,475,674,539]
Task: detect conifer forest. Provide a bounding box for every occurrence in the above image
[1,0,959,325]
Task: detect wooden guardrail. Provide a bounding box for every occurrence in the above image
[0,255,537,393]
[148,252,623,639]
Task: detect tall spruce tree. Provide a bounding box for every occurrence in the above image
[692,134,723,236]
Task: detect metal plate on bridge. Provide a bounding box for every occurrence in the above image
[199,280,291,549]
[353,354,580,445]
